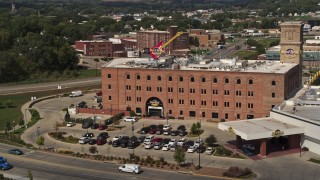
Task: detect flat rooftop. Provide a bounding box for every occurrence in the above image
[102,57,297,74]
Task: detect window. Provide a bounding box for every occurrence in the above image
[108,84,111,89]
[225,113,229,120]
[189,111,196,117]
[136,75,140,80]
[136,97,141,102]
[157,87,162,92]
[126,96,132,101]
[180,110,183,116]
[248,79,253,84]
[248,91,254,96]
[248,103,253,108]
[168,99,173,104]
[201,101,206,106]
[190,77,195,82]
[189,88,195,93]
[169,109,172,114]
[179,76,183,82]
[201,77,206,82]
[179,99,184,104]
[147,75,151,80]
[126,85,131,90]
[201,112,205,118]
[272,80,276,86]
[212,89,218,94]
[126,74,130,79]
[158,76,162,81]
[190,100,195,105]
[237,114,240,119]
[168,76,173,81]
[108,96,112,100]
[136,86,141,90]
[236,90,242,96]
[212,112,218,118]
[168,87,173,92]
[147,86,151,91]
[201,89,206,94]
[213,77,217,83]
[224,102,230,107]
[272,105,275,109]
[107,74,111,78]
[236,79,241,84]
[224,90,230,95]
[272,93,275,98]
[236,102,242,108]
[179,88,184,93]
[225,78,229,84]
[212,101,218,106]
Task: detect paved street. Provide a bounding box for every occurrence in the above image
[20,93,320,180]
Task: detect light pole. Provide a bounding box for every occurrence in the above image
[131,121,135,159]
[198,135,201,169]
[166,112,169,125]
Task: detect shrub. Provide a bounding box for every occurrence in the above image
[214,146,232,157]
[223,166,252,178]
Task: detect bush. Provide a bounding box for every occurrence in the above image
[214,146,232,157]
[223,166,252,178]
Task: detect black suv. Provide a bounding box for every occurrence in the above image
[98,132,109,139]
[91,123,99,129]
[140,127,150,134]
[177,125,186,132]
[82,121,93,129]
[128,136,139,149]
[77,101,88,108]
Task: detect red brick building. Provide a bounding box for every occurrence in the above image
[101,22,303,121]
[136,26,189,55]
[75,40,125,57]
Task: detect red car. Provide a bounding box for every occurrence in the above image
[96,91,102,96]
[99,124,107,130]
[149,129,156,134]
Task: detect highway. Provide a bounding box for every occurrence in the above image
[0,144,219,180]
[0,77,101,95]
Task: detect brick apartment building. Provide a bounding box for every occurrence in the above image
[189,29,225,47]
[136,26,189,55]
[75,40,125,57]
[101,22,303,121]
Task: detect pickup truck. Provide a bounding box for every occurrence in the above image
[0,157,11,170]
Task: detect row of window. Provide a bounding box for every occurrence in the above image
[107,74,277,86]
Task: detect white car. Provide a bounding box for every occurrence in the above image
[195,139,204,147]
[162,144,170,151]
[123,117,137,122]
[177,138,186,146]
[144,142,154,149]
[168,139,177,146]
[78,137,90,144]
[187,146,197,153]
[163,125,172,131]
[112,135,123,142]
[119,164,141,174]
[66,122,76,127]
[206,147,214,155]
[144,135,154,144]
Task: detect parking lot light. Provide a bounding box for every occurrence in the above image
[198,135,201,169]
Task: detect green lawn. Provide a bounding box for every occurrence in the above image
[231,51,258,60]
[76,69,101,78]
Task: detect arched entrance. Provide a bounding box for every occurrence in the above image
[146,97,164,117]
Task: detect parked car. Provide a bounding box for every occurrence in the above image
[205,147,214,155]
[155,128,163,135]
[179,131,187,136]
[168,139,177,146]
[196,146,206,153]
[97,136,106,145]
[154,141,164,150]
[120,140,129,148]
[91,123,99,129]
[177,125,186,132]
[186,140,194,147]
[123,117,137,122]
[195,139,204,147]
[149,128,156,134]
[79,137,90,144]
[66,122,76,127]
[242,148,255,156]
[162,144,171,151]
[128,136,139,149]
[88,139,97,145]
[177,138,187,146]
[149,125,157,130]
[82,120,93,129]
[98,124,107,130]
[163,138,171,145]
[139,127,150,134]
[112,135,123,142]
[8,149,23,155]
[112,140,120,147]
[118,164,141,174]
[170,130,179,136]
[163,124,172,131]
[144,135,154,144]
[98,132,109,139]
[83,133,94,138]
[137,136,146,144]
[163,130,171,135]
[170,144,178,152]
[187,146,197,153]
[77,101,87,108]
[157,124,164,129]
[96,91,102,96]
[144,142,154,149]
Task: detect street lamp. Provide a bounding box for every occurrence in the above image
[166,112,169,125]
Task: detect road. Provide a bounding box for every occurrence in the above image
[0,77,101,95]
[0,143,218,180]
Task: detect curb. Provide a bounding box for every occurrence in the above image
[177,170,194,175]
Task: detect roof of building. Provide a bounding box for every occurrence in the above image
[137,30,169,34]
[102,57,297,74]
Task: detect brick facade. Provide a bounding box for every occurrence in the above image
[101,66,300,121]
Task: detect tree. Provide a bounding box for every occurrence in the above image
[191,123,197,134]
[205,135,217,147]
[4,100,13,108]
[36,136,45,149]
[89,146,97,155]
[27,169,33,180]
[196,121,201,130]
[65,110,71,122]
[194,37,200,47]
[174,147,186,166]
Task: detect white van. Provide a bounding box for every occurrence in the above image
[118,164,142,174]
[69,91,83,97]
